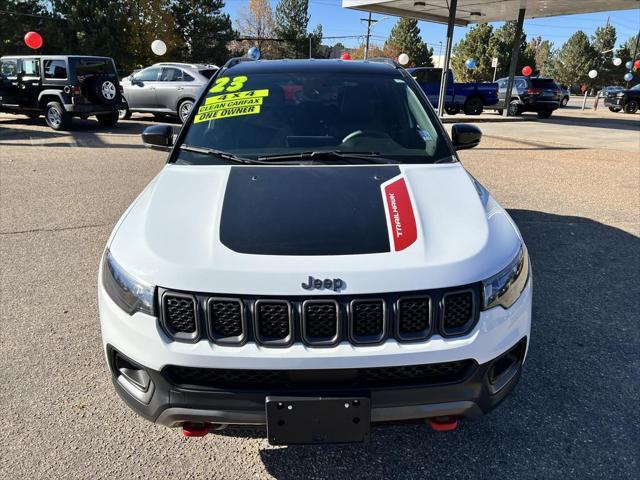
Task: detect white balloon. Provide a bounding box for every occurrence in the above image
[398,53,410,66]
[588,69,598,79]
[613,57,622,66]
[151,39,167,56]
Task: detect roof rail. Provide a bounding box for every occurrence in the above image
[366,57,400,68]
[221,56,256,70]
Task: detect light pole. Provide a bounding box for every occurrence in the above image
[360,14,388,59]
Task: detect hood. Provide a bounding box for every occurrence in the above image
[109,163,522,295]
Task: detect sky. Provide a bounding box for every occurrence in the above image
[222,1,640,52]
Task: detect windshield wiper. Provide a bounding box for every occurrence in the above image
[180,144,264,164]
[257,150,399,164]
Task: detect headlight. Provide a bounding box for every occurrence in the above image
[616,92,625,97]
[482,245,530,310]
[102,249,155,315]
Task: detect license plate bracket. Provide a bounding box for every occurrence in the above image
[266,396,370,445]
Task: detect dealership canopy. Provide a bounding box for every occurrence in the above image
[342,0,639,116]
[342,0,637,26]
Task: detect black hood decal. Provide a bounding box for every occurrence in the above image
[220,166,401,256]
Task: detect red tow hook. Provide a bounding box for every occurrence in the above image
[428,416,458,432]
[182,422,211,437]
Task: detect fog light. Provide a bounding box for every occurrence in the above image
[487,339,526,394]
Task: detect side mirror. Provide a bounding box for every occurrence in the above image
[451,123,482,151]
[142,125,173,151]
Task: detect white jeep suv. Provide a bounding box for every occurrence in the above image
[99,58,531,445]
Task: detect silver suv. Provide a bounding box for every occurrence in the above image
[119,63,217,123]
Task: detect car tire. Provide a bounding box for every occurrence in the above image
[89,77,119,106]
[608,107,622,112]
[463,97,483,115]
[537,110,553,119]
[444,107,459,115]
[623,100,638,114]
[118,103,131,120]
[178,99,194,123]
[561,96,569,107]
[96,111,119,127]
[44,102,71,130]
[507,100,521,116]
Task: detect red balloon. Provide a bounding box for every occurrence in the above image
[340,53,352,60]
[522,66,533,76]
[634,59,640,69]
[24,32,43,50]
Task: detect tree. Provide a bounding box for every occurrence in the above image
[591,23,617,87]
[274,0,310,58]
[235,0,276,58]
[554,31,596,88]
[384,18,433,67]
[528,37,555,77]
[615,34,639,86]
[451,23,493,81]
[488,21,535,78]
[171,0,233,66]
[1,0,67,56]
[51,0,132,69]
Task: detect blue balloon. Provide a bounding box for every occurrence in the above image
[247,47,260,60]
[625,61,633,70]
[465,58,476,69]
[624,72,633,82]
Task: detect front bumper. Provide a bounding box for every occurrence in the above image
[604,97,623,108]
[108,338,527,426]
[99,277,532,427]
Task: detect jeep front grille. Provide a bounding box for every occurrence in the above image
[157,285,479,345]
[163,359,475,390]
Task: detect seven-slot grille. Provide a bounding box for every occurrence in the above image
[158,287,479,345]
[163,359,474,390]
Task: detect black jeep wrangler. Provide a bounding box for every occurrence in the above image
[0,55,124,130]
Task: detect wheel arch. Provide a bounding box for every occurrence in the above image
[38,90,68,110]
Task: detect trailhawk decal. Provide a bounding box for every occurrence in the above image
[382,176,418,251]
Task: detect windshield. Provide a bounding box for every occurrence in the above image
[177,70,453,165]
[630,84,640,91]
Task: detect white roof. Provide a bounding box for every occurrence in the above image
[342,0,638,26]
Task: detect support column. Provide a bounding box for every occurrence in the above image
[437,0,457,116]
[503,8,526,117]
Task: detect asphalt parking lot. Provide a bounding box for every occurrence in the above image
[1,106,638,479]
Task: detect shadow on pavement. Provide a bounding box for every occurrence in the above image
[0,115,180,149]
[537,112,639,131]
[252,210,639,480]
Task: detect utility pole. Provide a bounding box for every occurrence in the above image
[362,13,376,60]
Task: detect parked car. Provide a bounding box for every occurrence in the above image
[119,62,218,123]
[598,85,624,98]
[493,76,561,118]
[408,67,498,115]
[99,58,532,444]
[604,83,640,113]
[0,55,123,130]
[559,84,570,106]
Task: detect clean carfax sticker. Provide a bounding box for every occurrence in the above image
[194,105,261,123]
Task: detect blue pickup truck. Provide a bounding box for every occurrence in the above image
[408,67,498,115]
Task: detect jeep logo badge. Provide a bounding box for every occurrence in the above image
[301,276,345,292]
